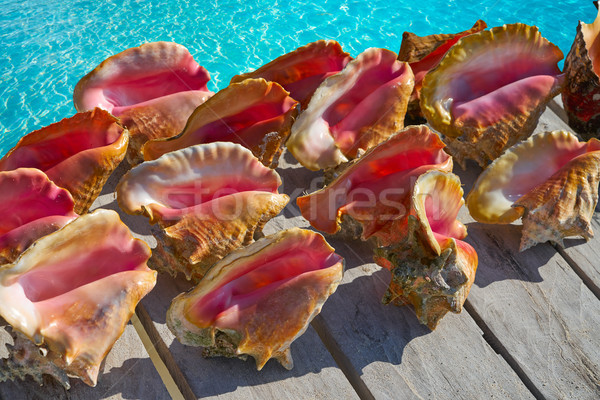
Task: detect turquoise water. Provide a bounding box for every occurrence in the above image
[0,0,595,155]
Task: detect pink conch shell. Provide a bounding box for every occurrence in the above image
[0,168,77,264]
[73,42,213,165]
[117,142,289,281]
[0,209,156,388]
[230,40,352,108]
[286,48,414,170]
[374,170,478,330]
[0,109,128,214]
[142,78,298,168]
[296,125,452,241]
[420,23,565,168]
[467,130,600,251]
[398,20,487,121]
[563,7,600,138]
[166,228,343,370]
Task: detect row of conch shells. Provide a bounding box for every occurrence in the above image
[117,142,289,281]
[0,209,156,388]
[74,41,214,165]
[420,23,565,168]
[398,20,487,122]
[563,7,600,138]
[467,130,600,251]
[297,125,477,328]
[142,78,298,168]
[0,108,128,214]
[167,228,344,370]
[287,48,414,171]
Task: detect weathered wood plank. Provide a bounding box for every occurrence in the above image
[0,322,171,399]
[451,108,600,398]
[266,153,535,399]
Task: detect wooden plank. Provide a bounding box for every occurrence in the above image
[451,108,600,398]
[266,153,535,399]
[0,322,171,399]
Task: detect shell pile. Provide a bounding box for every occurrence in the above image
[1,10,598,389]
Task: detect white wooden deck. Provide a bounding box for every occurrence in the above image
[1,98,599,399]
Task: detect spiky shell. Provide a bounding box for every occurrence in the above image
[374,171,477,329]
[562,8,600,138]
[420,23,564,168]
[230,40,351,108]
[0,109,128,214]
[0,209,156,387]
[142,78,298,168]
[117,142,289,281]
[286,48,414,170]
[467,130,600,251]
[167,228,344,370]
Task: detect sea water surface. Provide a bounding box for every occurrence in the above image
[0,0,596,155]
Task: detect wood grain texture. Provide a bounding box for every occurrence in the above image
[454,108,600,399]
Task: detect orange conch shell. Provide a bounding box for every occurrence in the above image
[563,7,600,138]
[421,23,564,168]
[73,42,213,165]
[0,109,128,214]
[166,228,344,370]
[398,20,487,121]
[374,171,477,330]
[0,168,77,264]
[296,125,452,241]
[0,209,156,388]
[467,130,600,251]
[230,40,352,108]
[117,142,289,281]
[142,78,298,168]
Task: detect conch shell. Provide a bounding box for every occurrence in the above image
[0,209,156,388]
[117,142,289,281]
[142,78,298,168]
[0,109,128,214]
[73,41,213,165]
[563,7,600,138]
[467,130,600,251]
[420,23,564,168]
[0,168,77,264]
[230,40,352,108]
[296,125,452,241]
[286,48,414,170]
[167,228,343,370]
[374,170,477,330]
[398,20,487,121]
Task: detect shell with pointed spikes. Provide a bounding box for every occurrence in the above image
[296,125,452,241]
[398,20,487,121]
[117,142,289,281]
[420,23,564,168]
[374,170,477,330]
[142,78,298,168]
[73,41,214,165]
[563,7,600,138]
[286,48,414,171]
[0,109,128,214]
[467,130,600,251]
[230,40,352,108]
[0,209,156,388]
[167,228,343,370]
[0,168,78,264]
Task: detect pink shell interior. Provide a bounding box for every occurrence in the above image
[297,126,452,236]
[582,10,600,76]
[323,51,412,154]
[0,169,77,255]
[186,232,342,327]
